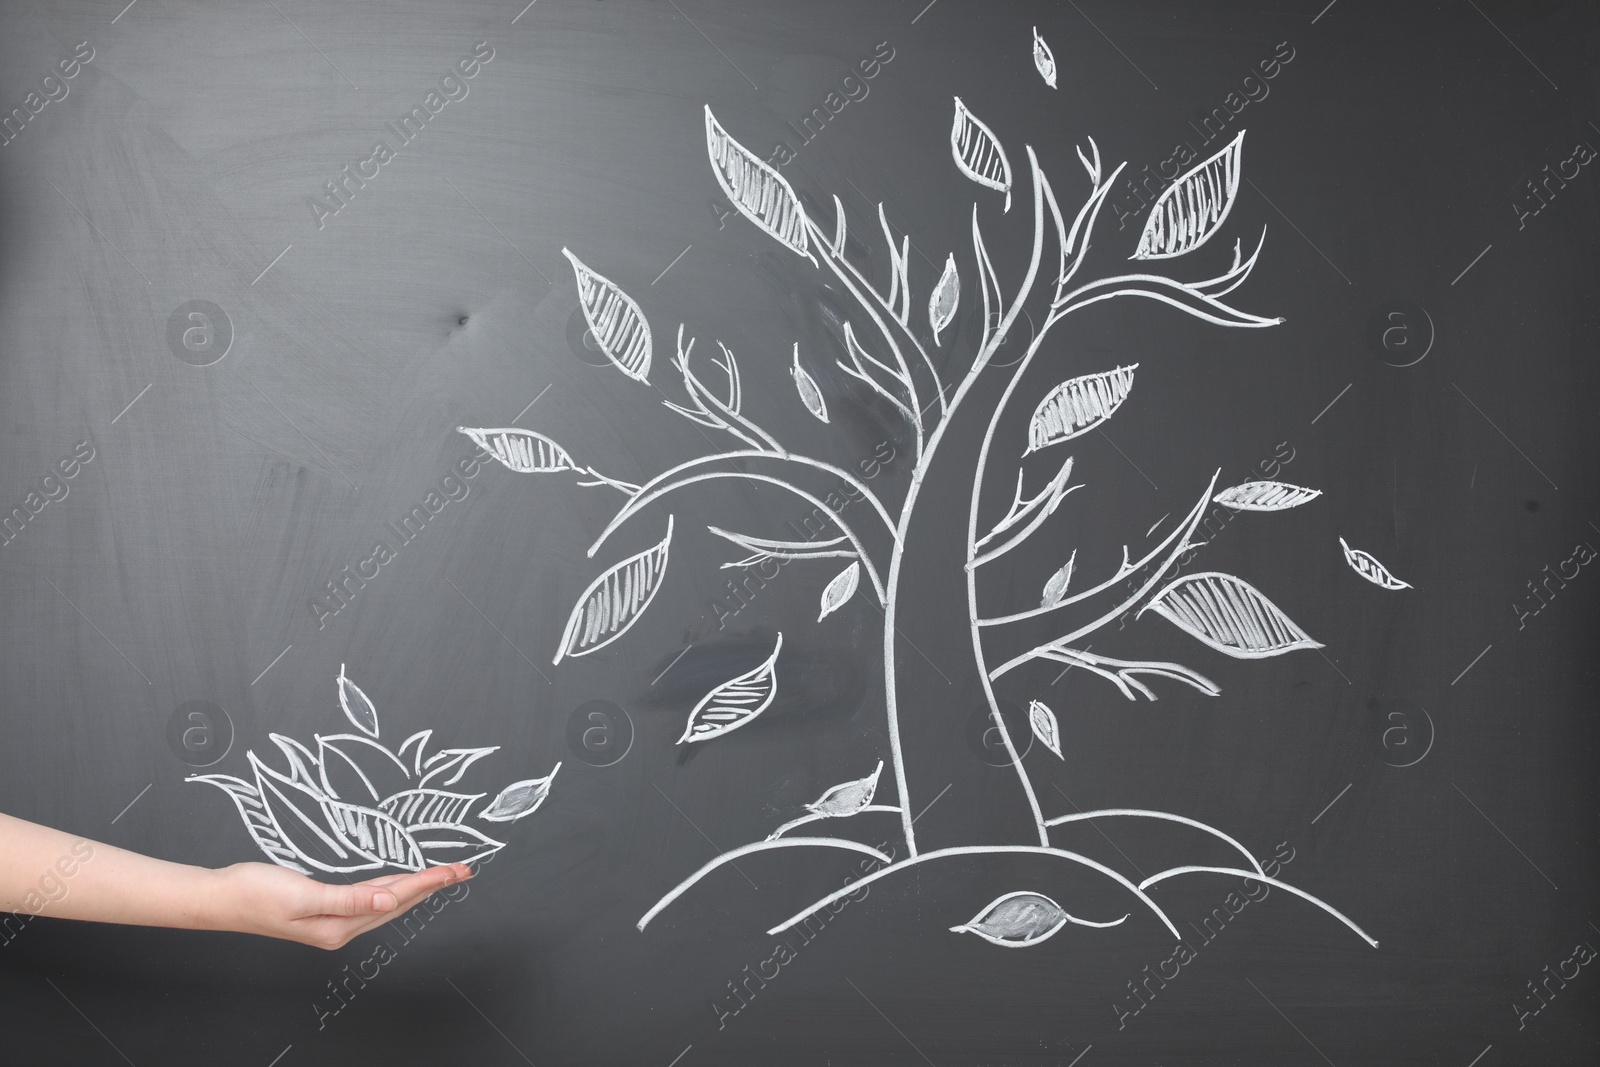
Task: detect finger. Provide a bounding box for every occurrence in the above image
[318,881,401,919]
[358,864,469,895]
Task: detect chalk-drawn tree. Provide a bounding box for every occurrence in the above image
[461,59,1386,949]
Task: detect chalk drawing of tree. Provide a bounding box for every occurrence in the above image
[461,67,1382,950]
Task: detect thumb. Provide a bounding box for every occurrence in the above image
[325,883,399,917]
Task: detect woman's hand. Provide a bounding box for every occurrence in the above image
[206,862,473,949]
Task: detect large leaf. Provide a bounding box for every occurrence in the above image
[250,752,422,872]
[185,774,310,873]
[457,427,577,474]
[1139,572,1322,659]
[704,106,810,258]
[563,247,653,381]
[1133,130,1245,260]
[951,97,1013,211]
[554,516,674,664]
[1025,365,1138,454]
[679,633,783,743]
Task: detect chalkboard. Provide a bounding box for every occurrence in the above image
[1,1,1596,1064]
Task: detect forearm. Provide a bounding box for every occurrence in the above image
[0,813,223,930]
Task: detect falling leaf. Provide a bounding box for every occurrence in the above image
[791,344,829,423]
[380,788,483,828]
[479,764,561,822]
[1140,572,1322,659]
[1339,537,1412,590]
[806,760,883,818]
[951,97,1013,211]
[705,106,810,259]
[1134,131,1245,260]
[929,253,960,346]
[818,561,861,621]
[563,247,653,381]
[1214,480,1322,511]
[679,633,783,743]
[1025,365,1138,453]
[1033,27,1057,89]
[1028,700,1063,759]
[554,516,674,664]
[457,427,577,474]
[337,664,379,738]
[950,891,1126,947]
[1041,550,1076,608]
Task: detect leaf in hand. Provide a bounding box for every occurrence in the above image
[929,253,960,346]
[950,891,1126,947]
[818,561,861,621]
[679,633,783,743]
[337,664,380,738]
[1028,700,1063,759]
[1339,537,1411,590]
[478,763,561,822]
[805,760,883,818]
[1026,365,1138,453]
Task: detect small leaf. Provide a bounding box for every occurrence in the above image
[791,344,829,424]
[818,561,861,621]
[951,97,1013,211]
[457,427,577,474]
[397,730,433,777]
[1041,550,1076,608]
[705,106,810,259]
[554,516,674,664]
[419,746,501,789]
[1026,365,1138,453]
[950,891,1126,947]
[563,247,653,381]
[805,760,883,818]
[1032,27,1057,89]
[1028,700,1063,759]
[1134,130,1245,260]
[337,664,379,738]
[679,633,783,744]
[478,763,561,823]
[1214,480,1322,511]
[1139,572,1323,659]
[1339,537,1411,590]
[929,253,960,346]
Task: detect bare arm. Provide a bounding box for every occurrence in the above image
[0,812,470,950]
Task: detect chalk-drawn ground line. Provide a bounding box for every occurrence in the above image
[1244,977,1338,1067]
[1052,784,1147,878]
[1452,783,1558,890]
[845,977,937,1067]
[45,977,136,1066]
[651,781,759,890]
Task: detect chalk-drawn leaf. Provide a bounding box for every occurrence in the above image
[818,561,861,621]
[1339,537,1411,590]
[679,633,783,744]
[1214,480,1322,511]
[1139,572,1323,659]
[250,752,422,873]
[419,746,501,789]
[1028,700,1063,760]
[397,730,433,777]
[1033,27,1057,89]
[950,891,1127,947]
[704,106,810,259]
[951,97,1013,211]
[791,344,829,424]
[380,788,484,828]
[929,253,960,346]
[806,760,883,818]
[409,823,505,864]
[457,427,577,474]
[479,763,561,823]
[1025,365,1138,453]
[1133,130,1244,260]
[1041,550,1077,608]
[337,664,380,738]
[554,516,674,664]
[317,733,412,805]
[267,733,322,790]
[563,247,653,381]
[186,773,311,874]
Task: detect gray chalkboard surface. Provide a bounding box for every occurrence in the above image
[1,1,1596,1064]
